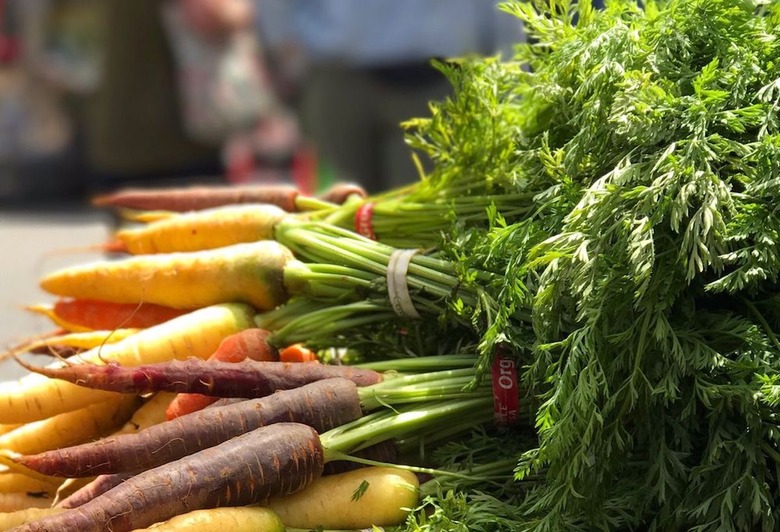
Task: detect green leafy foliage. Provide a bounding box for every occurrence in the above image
[402,0,780,529]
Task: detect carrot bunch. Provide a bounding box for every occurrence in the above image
[0,180,522,531]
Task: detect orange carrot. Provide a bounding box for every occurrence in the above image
[51,299,190,330]
[278,343,319,363]
[165,328,279,420]
[92,183,302,212]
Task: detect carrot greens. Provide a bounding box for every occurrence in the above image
[394,0,780,529]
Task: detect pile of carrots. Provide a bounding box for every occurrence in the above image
[0,182,514,531]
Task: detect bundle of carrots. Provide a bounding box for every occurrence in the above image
[0,175,525,530]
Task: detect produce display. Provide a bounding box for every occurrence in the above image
[1,0,780,530]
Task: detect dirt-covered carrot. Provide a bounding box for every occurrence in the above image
[39,242,296,311]
[131,507,285,532]
[10,422,324,532]
[165,328,279,420]
[0,394,140,455]
[14,357,383,397]
[91,183,303,212]
[0,303,255,424]
[265,466,419,529]
[15,378,364,478]
[114,204,288,254]
[40,299,191,331]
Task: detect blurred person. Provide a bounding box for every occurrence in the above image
[255,1,524,194]
[86,0,252,193]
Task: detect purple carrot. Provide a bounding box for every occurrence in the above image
[91,183,302,212]
[12,422,323,532]
[15,357,383,396]
[56,473,132,509]
[16,378,363,478]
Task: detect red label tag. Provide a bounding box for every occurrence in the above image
[355,203,376,240]
[491,355,519,425]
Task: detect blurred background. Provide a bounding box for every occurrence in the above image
[0,0,526,375]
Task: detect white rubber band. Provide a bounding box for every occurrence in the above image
[387,249,421,319]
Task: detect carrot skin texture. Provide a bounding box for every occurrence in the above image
[0,303,255,424]
[39,242,295,311]
[116,203,288,254]
[17,378,363,478]
[18,358,383,397]
[11,422,324,532]
[52,299,189,330]
[91,183,301,212]
[166,328,279,419]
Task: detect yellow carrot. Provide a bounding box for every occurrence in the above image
[9,329,139,356]
[0,506,64,527]
[0,303,255,424]
[131,507,285,532]
[119,209,177,223]
[0,394,140,455]
[116,204,288,254]
[264,466,420,529]
[0,425,21,437]
[0,472,61,495]
[39,242,295,311]
[112,392,176,436]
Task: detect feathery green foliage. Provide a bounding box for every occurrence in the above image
[403,0,780,529]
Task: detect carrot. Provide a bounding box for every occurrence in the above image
[91,183,302,212]
[10,422,324,532]
[112,392,177,436]
[278,343,319,363]
[0,507,63,528]
[115,203,288,254]
[0,394,140,455]
[50,392,174,507]
[130,507,284,532]
[16,378,364,478]
[47,299,191,331]
[165,328,279,420]
[56,473,131,509]
[317,182,367,205]
[265,466,419,529]
[6,328,140,360]
[14,358,383,398]
[0,473,60,496]
[39,242,296,311]
[0,303,255,424]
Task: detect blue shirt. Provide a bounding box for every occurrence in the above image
[256,1,525,67]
